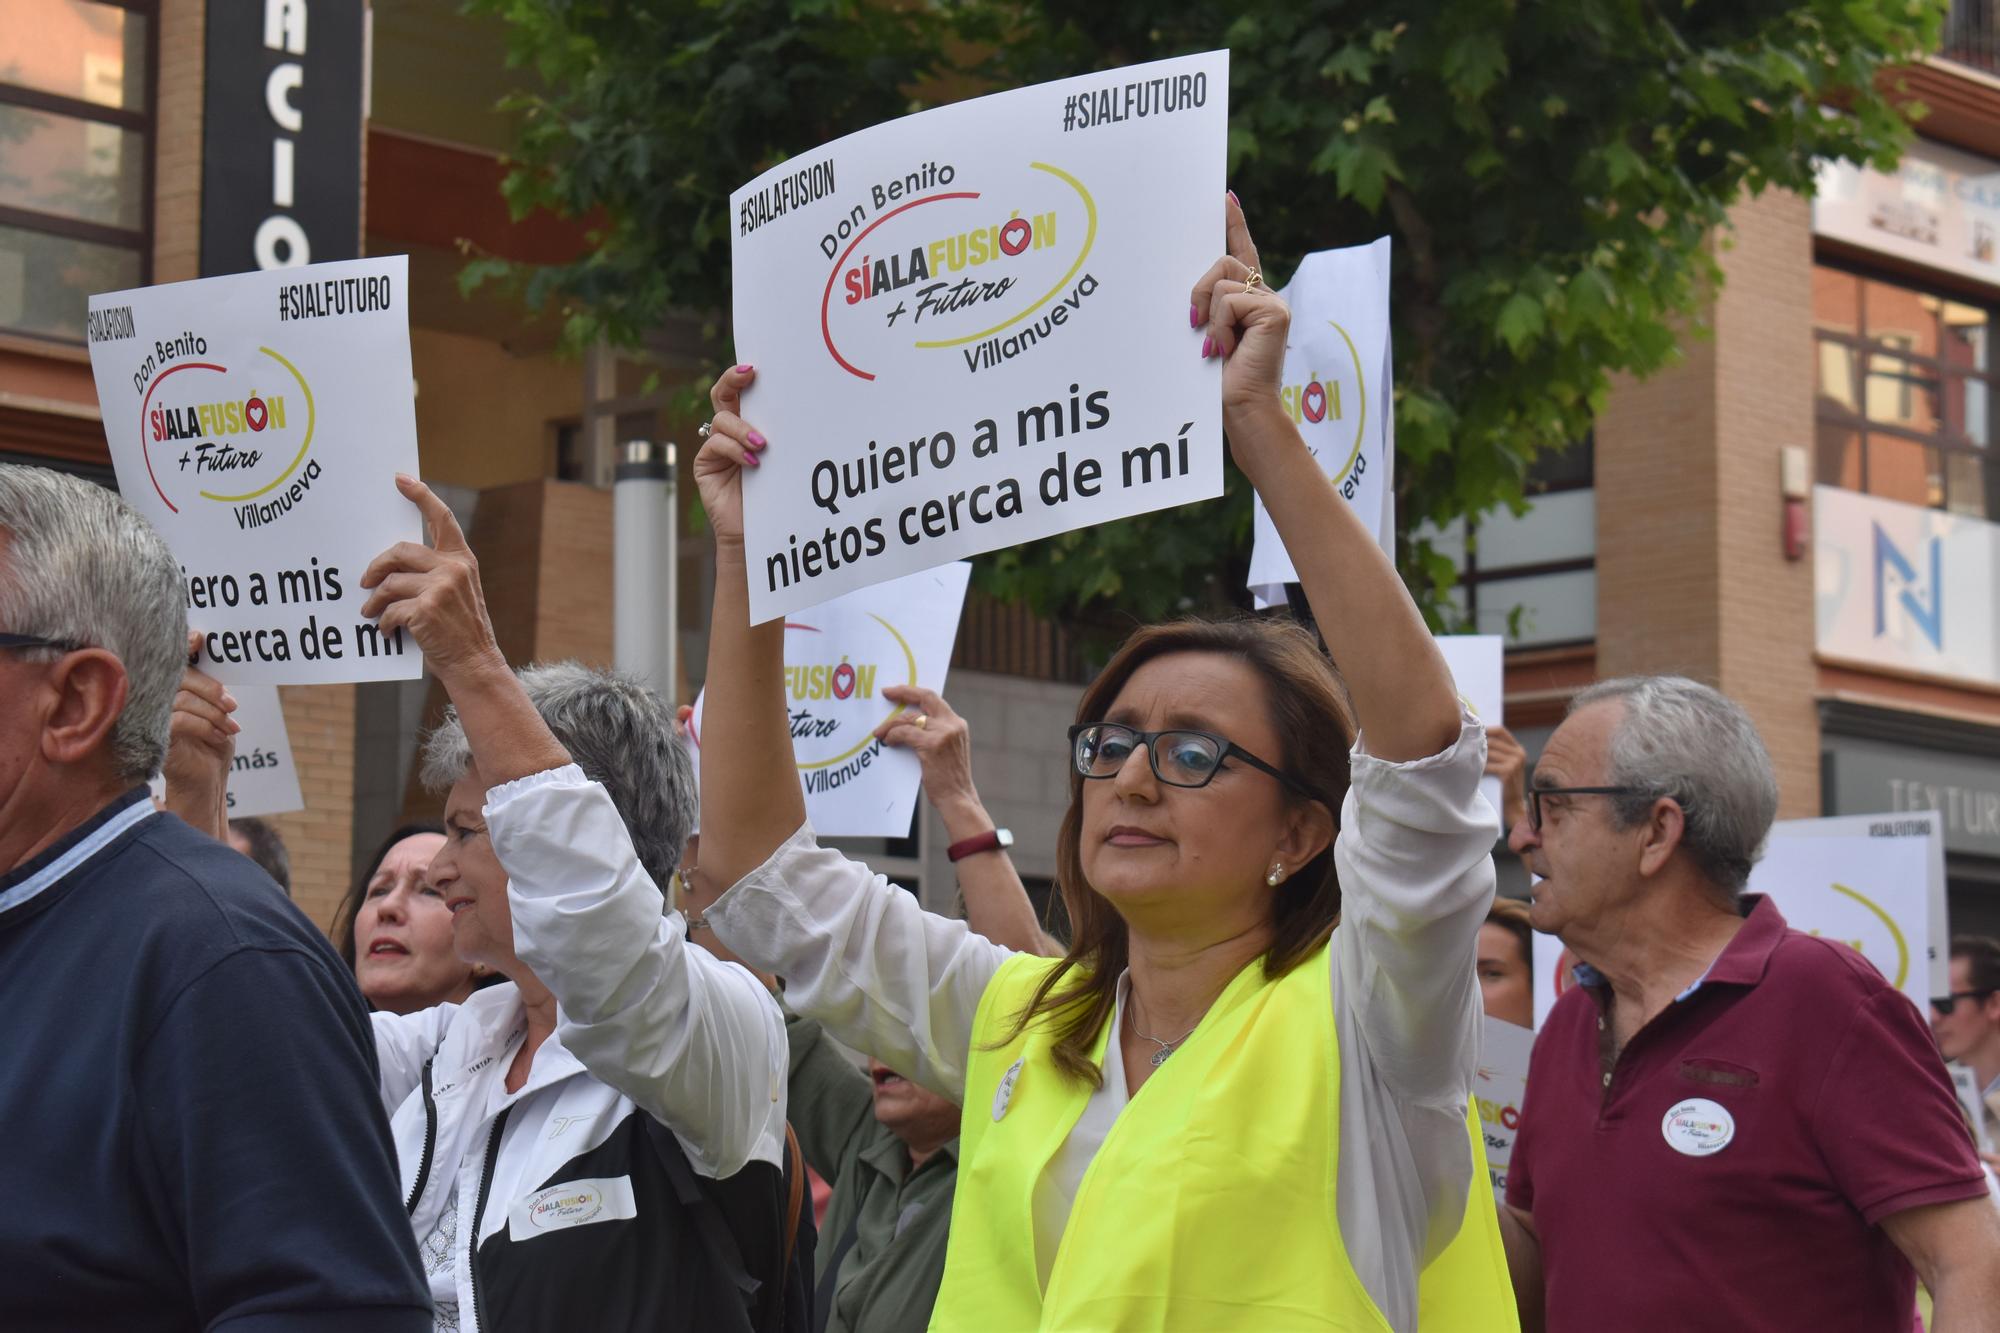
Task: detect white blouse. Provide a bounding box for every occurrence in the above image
[706,709,1497,1332]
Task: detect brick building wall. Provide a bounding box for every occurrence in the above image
[274,684,357,932]
[154,0,203,284]
[1709,190,1820,820]
[1595,189,1821,819]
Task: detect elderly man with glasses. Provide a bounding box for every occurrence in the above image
[0,464,429,1331]
[1497,675,2000,1333]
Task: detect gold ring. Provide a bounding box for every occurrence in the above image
[1243,270,1264,293]
[913,713,928,729]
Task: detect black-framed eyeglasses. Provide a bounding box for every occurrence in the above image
[1931,988,1997,1015]
[1526,785,1648,831]
[0,632,81,654]
[1068,723,1307,796]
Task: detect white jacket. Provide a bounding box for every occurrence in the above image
[372,766,787,1331]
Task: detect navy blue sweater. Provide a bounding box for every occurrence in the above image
[0,790,430,1331]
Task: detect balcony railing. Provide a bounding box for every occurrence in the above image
[1944,1,2000,75]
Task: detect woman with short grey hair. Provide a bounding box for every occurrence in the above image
[350,476,796,1333]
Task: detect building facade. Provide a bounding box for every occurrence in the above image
[5,4,1994,946]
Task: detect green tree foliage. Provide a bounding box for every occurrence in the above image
[467,0,1940,627]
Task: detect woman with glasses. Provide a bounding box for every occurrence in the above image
[693,198,1511,1331]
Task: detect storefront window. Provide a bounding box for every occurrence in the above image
[1813,263,1998,519]
[1423,437,1597,649]
[0,0,152,342]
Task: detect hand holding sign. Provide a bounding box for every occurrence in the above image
[1193,194,1287,416]
[695,364,767,549]
[162,632,240,837]
[874,684,979,822]
[358,476,506,691]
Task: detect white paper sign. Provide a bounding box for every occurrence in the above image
[1530,812,1943,1027]
[1436,634,1505,835]
[1531,924,1574,1031]
[1248,239,1394,606]
[147,684,304,820]
[1475,1014,1534,1199]
[1951,1064,1994,1156]
[687,562,971,835]
[1764,810,1948,1002]
[217,684,305,818]
[730,52,1228,623]
[84,257,424,684]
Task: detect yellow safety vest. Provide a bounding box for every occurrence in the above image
[930,944,1517,1331]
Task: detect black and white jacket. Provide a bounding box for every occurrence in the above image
[372,766,789,1332]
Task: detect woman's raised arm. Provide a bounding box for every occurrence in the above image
[690,366,808,890]
[1193,197,1462,763]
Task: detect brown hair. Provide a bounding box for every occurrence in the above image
[1484,897,1534,977]
[1951,935,2000,995]
[1003,617,1356,1086]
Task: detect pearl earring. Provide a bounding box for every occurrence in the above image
[1266,864,1284,887]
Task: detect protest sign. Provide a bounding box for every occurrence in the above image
[1950,1065,1994,1156]
[1476,1014,1534,1199]
[84,257,424,684]
[147,684,304,820]
[1766,810,1949,1000]
[1247,238,1394,606]
[1436,634,1505,835]
[730,52,1228,623]
[1531,924,1574,1031]
[1530,812,1943,1027]
[687,562,971,836]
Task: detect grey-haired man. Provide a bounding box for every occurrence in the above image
[0,463,429,1331]
[1499,675,2000,1332]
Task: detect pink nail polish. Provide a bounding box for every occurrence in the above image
[1200,336,1213,358]
[747,430,767,448]
[744,451,761,467]
[734,363,753,374]
[1190,304,1199,328]
[1227,189,1240,207]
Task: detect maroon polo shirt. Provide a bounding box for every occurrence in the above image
[1507,895,1986,1332]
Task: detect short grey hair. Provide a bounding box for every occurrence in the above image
[0,464,186,782]
[421,661,695,894]
[1568,675,1779,895]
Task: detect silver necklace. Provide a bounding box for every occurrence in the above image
[1129,1002,1199,1067]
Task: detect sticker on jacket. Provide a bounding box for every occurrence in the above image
[508,1176,639,1241]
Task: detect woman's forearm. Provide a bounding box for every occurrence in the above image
[935,793,1060,956]
[699,544,808,890]
[1232,401,1461,763]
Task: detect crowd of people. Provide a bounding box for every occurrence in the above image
[3,201,1998,1331]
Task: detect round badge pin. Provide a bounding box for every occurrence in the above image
[992,1058,1025,1122]
[1661,1097,1735,1157]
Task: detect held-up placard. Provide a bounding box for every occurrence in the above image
[1475,1014,1533,1201]
[730,52,1228,624]
[1531,812,1942,1027]
[149,684,304,820]
[84,257,424,684]
[686,562,971,836]
[1248,239,1395,605]
[1766,810,1949,1001]
[1435,634,1505,837]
